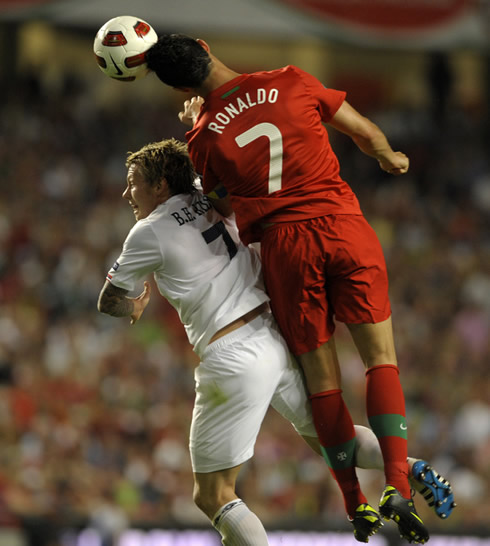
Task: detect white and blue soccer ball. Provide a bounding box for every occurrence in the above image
[93,15,158,81]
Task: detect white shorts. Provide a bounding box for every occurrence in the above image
[189,311,317,473]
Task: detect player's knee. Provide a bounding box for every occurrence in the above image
[193,482,218,519]
[193,487,207,516]
[193,480,235,520]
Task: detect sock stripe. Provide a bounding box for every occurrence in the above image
[213,499,244,527]
[368,413,408,439]
[320,437,357,470]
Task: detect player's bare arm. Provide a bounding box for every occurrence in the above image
[98,280,151,324]
[179,96,204,126]
[206,183,234,218]
[328,100,409,175]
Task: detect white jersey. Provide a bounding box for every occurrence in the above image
[106,191,268,357]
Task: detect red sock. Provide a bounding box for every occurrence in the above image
[310,389,367,517]
[366,364,410,498]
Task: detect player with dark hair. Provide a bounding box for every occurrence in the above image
[98,137,455,545]
[145,35,455,543]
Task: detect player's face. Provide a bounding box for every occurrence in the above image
[123,164,161,220]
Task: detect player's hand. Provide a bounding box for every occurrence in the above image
[378,151,409,175]
[130,281,151,324]
[179,96,204,127]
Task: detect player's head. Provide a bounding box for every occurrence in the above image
[126,138,197,195]
[146,34,211,89]
[124,139,197,219]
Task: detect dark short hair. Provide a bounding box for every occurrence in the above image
[126,138,197,196]
[146,34,211,88]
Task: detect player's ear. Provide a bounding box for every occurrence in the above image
[155,178,170,200]
[196,39,210,53]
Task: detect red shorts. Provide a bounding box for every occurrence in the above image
[260,214,391,356]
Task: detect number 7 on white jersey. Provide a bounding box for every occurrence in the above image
[235,122,283,194]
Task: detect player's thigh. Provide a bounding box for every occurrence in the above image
[190,318,284,473]
[265,315,317,438]
[347,316,397,367]
[297,337,342,393]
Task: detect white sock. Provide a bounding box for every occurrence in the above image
[213,499,269,545]
[354,424,384,470]
[355,426,417,479]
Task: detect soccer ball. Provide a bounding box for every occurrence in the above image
[93,15,158,81]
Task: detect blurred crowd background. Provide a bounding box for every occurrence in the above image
[0,9,489,546]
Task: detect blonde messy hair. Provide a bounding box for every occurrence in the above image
[126,138,197,196]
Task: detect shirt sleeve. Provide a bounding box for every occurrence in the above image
[106,221,162,292]
[292,65,346,122]
[188,146,222,196]
[186,122,227,196]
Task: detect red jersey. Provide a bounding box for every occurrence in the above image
[186,65,362,244]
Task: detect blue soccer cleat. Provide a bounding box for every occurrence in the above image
[411,460,456,519]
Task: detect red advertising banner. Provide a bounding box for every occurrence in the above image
[277,0,474,32]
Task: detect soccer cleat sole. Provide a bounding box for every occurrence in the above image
[349,503,383,543]
[411,460,456,519]
[379,486,429,544]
